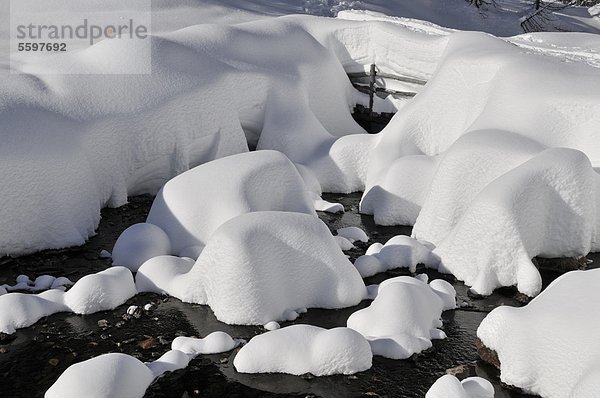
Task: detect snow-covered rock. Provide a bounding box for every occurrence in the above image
[347,276,452,359]
[353,235,440,277]
[137,211,367,325]
[65,267,136,314]
[477,269,600,398]
[171,332,239,356]
[233,325,372,376]
[111,223,172,272]
[334,235,355,251]
[337,226,369,243]
[0,267,135,334]
[45,353,154,398]
[144,150,316,256]
[426,374,494,398]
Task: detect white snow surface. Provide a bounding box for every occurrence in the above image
[141,150,316,257]
[0,267,135,334]
[477,269,600,398]
[46,331,238,397]
[337,226,369,243]
[347,276,454,359]
[137,211,367,325]
[353,235,440,277]
[45,353,154,398]
[426,374,494,398]
[233,324,372,376]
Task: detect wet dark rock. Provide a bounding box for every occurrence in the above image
[138,336,156,350]
[476,337,500,369]
[533,256,587,272]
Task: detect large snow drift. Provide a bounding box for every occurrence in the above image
[233,325,372,376]
[477,269,600,398]
[137,211,367,325]
[347,276,454,359]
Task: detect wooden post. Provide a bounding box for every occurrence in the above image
[369,63,376,115]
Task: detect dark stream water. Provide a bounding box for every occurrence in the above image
[0,193,596,398]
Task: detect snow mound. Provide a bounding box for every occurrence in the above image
[426,374,494,398]
[137,211,367,325]
[334,235,355,251]
[233,325,372,376]
[477,269,600,398]
[171,332,238,356]
[0,267,135,334]
[143,150,316,257]
[347,276,453,359]
[45,353,154,398]
[353,235,440,277]
[420,142,600,296]
[111,223,171,272]
[65,267,136,314]
[337,226,368,243]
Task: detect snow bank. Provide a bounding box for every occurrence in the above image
[137,211,367,325]
[233,325,372,376]
[347,276,454,359]
[426,374,494,398]
[353,235,440,277]
[0,267,135,334]
[477,269,600,398]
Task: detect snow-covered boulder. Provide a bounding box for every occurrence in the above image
[337,226,369,243]
[137,211,367,325]
[144,150,316,257]
[347,276,453,359]
[353,235,440,277]
[0,290,68,334]
[45,353,154,398]
[233,325,372,376]
[171,332,238,356]
[64,267,136,315]
[0,267,135,334]
[422,146,600,296]
[426,374,494,398]
[477,269,600,398]
[111,223,172,272]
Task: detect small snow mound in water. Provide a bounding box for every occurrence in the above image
[0,267,136,334]
[137,211,366,325]
[347,276,454,359]
[477,269,600,398]
[233,324,372,376]
[353,235,440,277]
[426,374,494,398]
[337,226,368,243]
[334,235,355,251]
[45,353,154,398]
[111,223,171,272]
[171,332,239,356]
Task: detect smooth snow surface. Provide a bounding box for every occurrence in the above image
[46,331,238,397]
[0,267,135,334]
[144,150,316,257]
[353,235,440,277]
[347,276,454,359]
[337,226,369,243]
[477,269,600,398]
[426,374,494,398]
[111,223,172,272]
[233,324,372,376]
[45,353,154,398]
[137,211,367,325]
